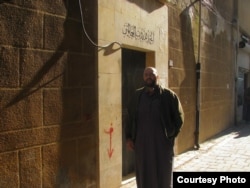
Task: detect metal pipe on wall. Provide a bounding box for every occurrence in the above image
[194,0,201,149]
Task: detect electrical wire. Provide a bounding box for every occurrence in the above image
[78,0,122,48]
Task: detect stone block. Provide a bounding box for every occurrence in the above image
[168,68,186,87]
[0,5,43,48]
[0,46,19,87]
[82,87,96,120]
[60,122,95,140]
[0,152,18,188]
[44,15,83,52]
[67,54,95,87]
[78,136,97,186]
[0,127,55,152]
[168,27,181,49]
[19,147,42,187]
[20,49,66,88]
[43,88,82,125]
[42,142,78,187]
[22,0,67,16]
[0,89,42,132]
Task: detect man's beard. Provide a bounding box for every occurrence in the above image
[144,79,156,87]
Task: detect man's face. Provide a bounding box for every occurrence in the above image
[143,68,157,87]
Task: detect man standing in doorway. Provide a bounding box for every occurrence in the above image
[125,67,184,188]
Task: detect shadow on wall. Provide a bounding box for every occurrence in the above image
[127,0,164,13]
[1,0,97,187]
[0,0,11,4]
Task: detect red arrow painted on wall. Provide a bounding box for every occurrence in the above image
[104,123,114,158]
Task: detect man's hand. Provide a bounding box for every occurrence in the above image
[126,139,135,151]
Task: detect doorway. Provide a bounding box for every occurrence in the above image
[122,48,145,178]
[243,72,250,121]
[237,69,245,122]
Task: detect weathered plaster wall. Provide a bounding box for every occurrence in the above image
[238,0,250,34]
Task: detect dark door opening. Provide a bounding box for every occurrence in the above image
[122,48,145,178]
[243,72,249,121]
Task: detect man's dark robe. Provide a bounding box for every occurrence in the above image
[135,91,174,188]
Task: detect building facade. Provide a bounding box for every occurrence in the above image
[0,0,249,188]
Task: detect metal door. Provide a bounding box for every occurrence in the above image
[122,48,145,177]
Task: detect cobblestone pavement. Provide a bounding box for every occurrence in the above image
[174,122,250,172]
[121,122,250,187]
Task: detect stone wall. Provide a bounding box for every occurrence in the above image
[167,0,235,152]
[0,0,238,187]
[0,0,98,187]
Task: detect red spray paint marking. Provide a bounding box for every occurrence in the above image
[104,123,114,158]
